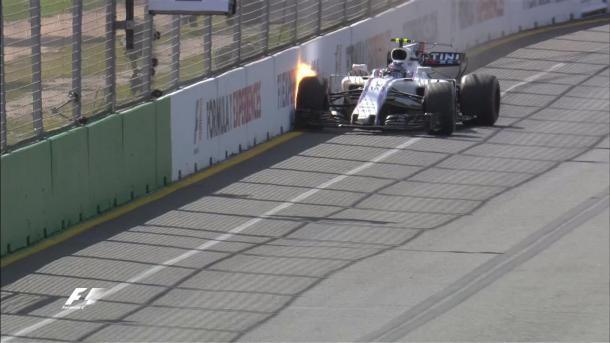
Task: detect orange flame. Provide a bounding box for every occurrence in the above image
[294,62,317,108]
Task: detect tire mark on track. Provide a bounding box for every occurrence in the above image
[360,188,609,342]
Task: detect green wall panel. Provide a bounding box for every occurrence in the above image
[0,141,52,254]
[1,153,15,256]
[49,127,90,233]
[155,96,171,189]
[1,98,174,257]
[87,114,128,213]
[122,103,156,198]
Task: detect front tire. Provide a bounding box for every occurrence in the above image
[460,74,501,126]
[295,76,329,129]
[425,82,456,136]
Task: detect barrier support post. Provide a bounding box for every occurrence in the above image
[143,3,153,98]
[170,15,180,88]
[293,0,298,42]
[105,0,116,112]
[264,0,270,53]
[317,0,322,35]
[237,0,242,63]
[0,9,7,151]
[30,0,43,137]
[72,0,82,121]
[204,16,212,73]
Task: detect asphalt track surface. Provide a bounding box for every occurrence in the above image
[1,21,609,342]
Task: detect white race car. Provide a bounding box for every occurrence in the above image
[295,38,501,135]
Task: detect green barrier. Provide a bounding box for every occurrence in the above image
[1,98,173,257]
[49,127,90,234]
[0,141,53,254]
[122,102,157,198]
[155,97,172,189]
[1,153,14,256]
[87,114,128,214]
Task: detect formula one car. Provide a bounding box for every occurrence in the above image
[295,38,500,135]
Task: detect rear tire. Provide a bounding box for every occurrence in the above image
[460,74,500,126]
[295,76,329,129]
[425,82,456,136]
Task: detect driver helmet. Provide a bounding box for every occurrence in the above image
[388,48,414,77]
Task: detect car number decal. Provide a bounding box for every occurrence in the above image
[353,78,393,119]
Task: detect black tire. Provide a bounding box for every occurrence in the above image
[295,76,328,129]
[425,82,456,136]
[460,74,500,126]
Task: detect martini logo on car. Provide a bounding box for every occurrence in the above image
[423,52,463,66]
[63,288,106,310]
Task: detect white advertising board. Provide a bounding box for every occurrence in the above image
[347,17,393,71]
[272,47,299,134]
[170,66,268,180]
[170,78,218,180]
[579,0,609,16]
[506,0,576,33]
[212,67,248,163]
[244,56,277,144]
[447,0,510,50]
[299,26,352,80]
[168,0,602,181]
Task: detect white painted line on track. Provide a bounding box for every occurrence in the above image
[501,62,566,96]
[0,137,422,342]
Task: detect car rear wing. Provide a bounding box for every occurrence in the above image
[420,52,465,67]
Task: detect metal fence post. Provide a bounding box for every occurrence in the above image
[236,0,242,63]
[30,0,43,137]
[317,0,322,34]
[1,9,7,151]
[293,0,298,42]
[263,0,270,53]
[204,16,212,74]
[367,0,372,17]
[105,0,116,112]
[170,15,180,89]
[143,4,154,98]
[343,0,348,24]
[72,0,82,120]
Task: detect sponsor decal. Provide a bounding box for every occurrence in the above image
[233,82,262,128]
[206,93,233,139]
[277,68,296,109]
[202,81,262,140]
[422,52,464,66]
[63,288,106,310]
[194,97,204,146]
[353,78,393,120]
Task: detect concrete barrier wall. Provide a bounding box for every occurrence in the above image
[0,100,171,256]
[167,0,605,182]
[2,0,604,257]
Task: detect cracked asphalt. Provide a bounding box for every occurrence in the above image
[1,21,609,342]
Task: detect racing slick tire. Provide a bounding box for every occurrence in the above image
[295,76,329,129]
[460,74,501,126]
[425,82,456,136]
